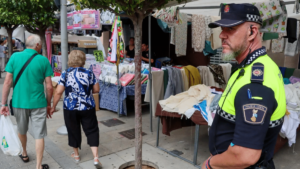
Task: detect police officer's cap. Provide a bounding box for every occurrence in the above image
[209,3,263,29]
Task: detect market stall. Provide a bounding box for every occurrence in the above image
[146,0,300,167]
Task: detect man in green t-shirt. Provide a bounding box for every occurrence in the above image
[0,35,53,169]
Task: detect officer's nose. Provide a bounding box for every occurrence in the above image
[219,30,227,40]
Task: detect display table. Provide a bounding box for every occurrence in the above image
[99,80,147,116]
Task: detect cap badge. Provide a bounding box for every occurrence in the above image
[224,5,230,13]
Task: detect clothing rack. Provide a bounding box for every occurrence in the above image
[148,1,297,168]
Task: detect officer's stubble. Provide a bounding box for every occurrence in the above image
[221,33,248,61]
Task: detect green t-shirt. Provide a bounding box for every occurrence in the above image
[5,49,53,109]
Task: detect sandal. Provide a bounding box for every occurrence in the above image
[94,157,102,169]
[41,164,49,169]
[19,154,29,163]
[71,152,80,162]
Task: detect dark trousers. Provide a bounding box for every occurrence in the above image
[64,108,99,149]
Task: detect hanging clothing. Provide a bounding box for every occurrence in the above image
[209,16,222,50]
[262,39,271,51]
[203,41,218,56]
[208,64,226,85]
[183,65,201,87]
[175,13,188,56]
[263,33,279,41]
[152,7,181,27]
[164,67,184,99]
[144,71,164,116]
[180,69,189,91]
[219,63,232,84]
[284,68,296,78]
[170,27,175,45]
[280,110,300,147]
[279,67,287,77]
[192,14,206,52]
[204,16,212,39]
[284,21,299,57]
[163,69,169,95]
[285,18,298,43]
[293,69,300,78]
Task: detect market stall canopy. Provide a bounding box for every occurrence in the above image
[52,34,97,44]
[165,0,297,17]
[0,27,29,42]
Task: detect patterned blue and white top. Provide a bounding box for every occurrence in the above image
[58,67,97,111]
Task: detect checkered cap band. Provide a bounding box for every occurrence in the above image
[246,14,262,24]
[269,118,284,128]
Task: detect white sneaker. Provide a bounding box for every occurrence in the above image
[94,157,102,169]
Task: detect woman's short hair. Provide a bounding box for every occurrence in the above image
[130,37,135,40]
[68,50,86,67]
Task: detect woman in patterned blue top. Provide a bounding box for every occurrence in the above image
[50,50,102,168]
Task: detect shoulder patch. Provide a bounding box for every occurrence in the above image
[243,104,267,125]
[251,63,264,83]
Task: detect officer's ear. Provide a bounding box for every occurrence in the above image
[248,24,259,41]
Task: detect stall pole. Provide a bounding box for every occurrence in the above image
[148,14,153,132]
[117,64,120,117]
[57,0,68,135]
[193,125,200,165]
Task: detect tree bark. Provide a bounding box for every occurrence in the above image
[39,30,47,57]
[133,14,144,169]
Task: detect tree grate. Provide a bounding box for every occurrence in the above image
[119,128,147,140]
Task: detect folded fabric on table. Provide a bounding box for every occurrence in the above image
[119,73,135,86]
[283,78,291,85]
[290,76,300,84]
[159,84,211,114]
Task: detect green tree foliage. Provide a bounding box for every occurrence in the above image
[71,1,185,169]
[24,0,57,57]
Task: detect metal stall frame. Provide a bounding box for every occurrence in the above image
[153,1,296,168]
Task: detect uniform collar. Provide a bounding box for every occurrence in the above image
[239,46,267,68]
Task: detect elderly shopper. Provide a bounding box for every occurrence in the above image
[50,50,101,168]
[1,35,53,169]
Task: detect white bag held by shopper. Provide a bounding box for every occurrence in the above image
[0,115,23,156]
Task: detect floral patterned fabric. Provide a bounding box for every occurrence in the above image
[192,14,206,52]
[175,13,188,56]
[271,37,285,53]
[152,6,182,27]
[204,16,212,39]
[253,0,287,33]
[170,27,175,45]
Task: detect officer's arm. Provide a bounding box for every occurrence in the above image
[208,145,261,169]
[210,83,278,169]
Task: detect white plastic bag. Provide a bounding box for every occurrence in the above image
[0,115,23,156]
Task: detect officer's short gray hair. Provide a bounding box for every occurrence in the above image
[25,35,41,48]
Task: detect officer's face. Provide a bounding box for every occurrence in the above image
[219,24,248,61]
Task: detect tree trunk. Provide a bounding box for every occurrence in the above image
[133,15,144,169]
[6,28,13,58]
[39,30,47,57]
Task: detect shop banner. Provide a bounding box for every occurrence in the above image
[67,10,101,30]
[67,12,74,30]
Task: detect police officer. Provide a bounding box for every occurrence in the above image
[201,3,286,169]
